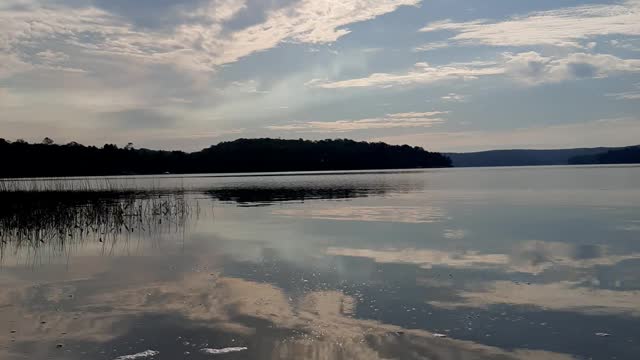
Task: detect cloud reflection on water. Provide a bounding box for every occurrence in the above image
[1,167,639,359]
[429,280,640,317]
[327,241,640,275]
[274,206,448,223]
[0,250,576,360]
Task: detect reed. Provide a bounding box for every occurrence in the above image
[0,177,131,193]
[0,186,198,258]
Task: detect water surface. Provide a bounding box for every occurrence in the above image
[1,165,639,359]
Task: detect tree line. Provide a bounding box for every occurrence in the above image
[0,137,451,178]
[568,146,640,165]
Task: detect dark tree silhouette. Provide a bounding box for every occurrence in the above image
[0,138,451,178]
[42,137,55,145]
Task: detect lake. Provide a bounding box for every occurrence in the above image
[1,165,639,359]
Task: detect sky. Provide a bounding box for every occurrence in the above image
[1,0,639,152]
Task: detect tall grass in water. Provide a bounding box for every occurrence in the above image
[0,177,133,192]
[0,178,199,260]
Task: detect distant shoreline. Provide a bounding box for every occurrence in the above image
[447,145,640,167]
[2,137,637,178]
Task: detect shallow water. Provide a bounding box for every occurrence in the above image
[1,165,639,359]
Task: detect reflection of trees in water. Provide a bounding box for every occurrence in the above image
[0,191,198,262]
[207,187,383,206]
[205,182,420,206]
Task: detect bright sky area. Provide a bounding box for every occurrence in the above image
[1,0,640,151]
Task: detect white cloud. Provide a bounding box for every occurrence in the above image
[267,111,447,133]
[610,38,640,51]
[36,50,69,64]
[0,0,418,77]
[443,229,467,240]
[304,78,330,87]
[2,86,152,114]
[168,97,193,104]
[388,111,446,118]
[504,51,640,84]
[0,5,171,75]
[311,60,504,88]
[0,52,32,79]
[606,83,640,100]
[227,80,269,94]
[420,0,640,48]
[441,93,466,102]
[183,0,248,22]
[219,0,419,65]
[413,41,449,52]
[0,0,421,146]
[607,91,640,100]
[312,51,640,89]
[373,117,640,152]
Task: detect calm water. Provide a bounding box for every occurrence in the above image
[1,165,639,359]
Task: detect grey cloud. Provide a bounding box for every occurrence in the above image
[100,109,178,130]
[267,111,447,133]
[567,62,599,79]
[571,245,604,261]
[504,52,640,85]
[36,50,69,64]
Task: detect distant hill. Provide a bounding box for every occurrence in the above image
[569,146,640,165]
[447,147,629,167]
[0,138,451,178]
[191,138,451,173]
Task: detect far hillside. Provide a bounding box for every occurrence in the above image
[569,146,640,165]
[447,147,630,167]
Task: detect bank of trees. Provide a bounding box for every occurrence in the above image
[0,137,451,178]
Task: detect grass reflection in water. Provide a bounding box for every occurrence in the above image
[0,183,198,261]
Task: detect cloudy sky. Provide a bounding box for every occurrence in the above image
[1,0,639,152]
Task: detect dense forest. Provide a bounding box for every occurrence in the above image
[568,146,640,165]
[0,137,451,178]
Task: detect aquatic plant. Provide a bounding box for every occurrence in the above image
[0,185,198,261]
